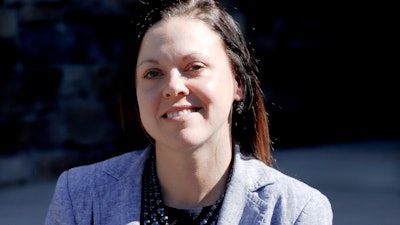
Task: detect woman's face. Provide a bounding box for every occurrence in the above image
[135,17,243,150]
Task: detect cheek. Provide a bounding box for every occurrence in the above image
[136,89,145,110]
[195,78,235,115]
[136,91,154,134]
[136,89,151,116]
[136,87,161,118]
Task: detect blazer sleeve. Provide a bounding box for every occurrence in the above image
[45,171,77,225]
[295,192,333,225]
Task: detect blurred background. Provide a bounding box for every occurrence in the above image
[0,0,398,224]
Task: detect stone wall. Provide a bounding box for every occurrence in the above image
[0,0,259,184]
[0,0,359,184]
[0,0,144,184]
[1,0,397,185]
[0,0,334,154]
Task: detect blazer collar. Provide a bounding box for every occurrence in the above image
[101,145,152,180]
[94,146,152,225]
[93,145,274,224]
[218,145,276,224]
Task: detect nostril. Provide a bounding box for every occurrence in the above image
[163,89,172,98]
[162,76,189,98]
[163,88,188,98]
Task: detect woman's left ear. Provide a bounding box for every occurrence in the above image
[234,79,244,101]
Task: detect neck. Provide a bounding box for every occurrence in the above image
[155,143,232,209]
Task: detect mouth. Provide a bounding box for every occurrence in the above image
[162,107,201,119]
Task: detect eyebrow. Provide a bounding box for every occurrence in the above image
[182,52,204,61]
[137,58,159,68]
[137,51,210,69]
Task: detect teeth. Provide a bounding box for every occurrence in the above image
[166,109,193,118]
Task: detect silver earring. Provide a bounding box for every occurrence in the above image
[235,101,244,115]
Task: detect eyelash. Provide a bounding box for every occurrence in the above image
[189,64,203,71]
[143,70,162,79]
[142,63,205,79]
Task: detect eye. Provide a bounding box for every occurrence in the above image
[187,63,205,72]
[190,64,202,71]
[144,69,163,79]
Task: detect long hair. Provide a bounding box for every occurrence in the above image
[118,0,273,166]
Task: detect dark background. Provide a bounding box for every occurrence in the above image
[236,0,398,148]
[0,0,398,179]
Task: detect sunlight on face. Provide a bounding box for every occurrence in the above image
[136,17,243,150]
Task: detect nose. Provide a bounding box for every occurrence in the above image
[162,70,189,98]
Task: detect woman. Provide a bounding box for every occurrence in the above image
[45,0,333,224]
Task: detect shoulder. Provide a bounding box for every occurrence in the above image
[236,154,328,200]
[46,147,151,224]
[261,166,333,224]
[262,165,331,208]
[56,147,150,194]
[230,151,332,224]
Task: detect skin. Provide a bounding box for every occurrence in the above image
[136,17,243,208]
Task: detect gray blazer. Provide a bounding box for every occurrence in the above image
[45,146,333,225]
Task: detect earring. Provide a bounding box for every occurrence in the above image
[235,101,244,115]
[233,101,246,131]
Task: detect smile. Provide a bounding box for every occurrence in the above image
[163,108,201,119]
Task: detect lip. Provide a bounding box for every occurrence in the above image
[162,106,202,119]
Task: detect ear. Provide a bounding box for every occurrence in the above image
[233,78,244,101]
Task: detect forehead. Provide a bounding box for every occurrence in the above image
[148,16,217,35]
[140,17,224,54]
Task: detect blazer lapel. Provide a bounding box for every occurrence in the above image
[93,147,151,225]
[94,176,142,225]
[89,146,274,225]
[217,146,275,224]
